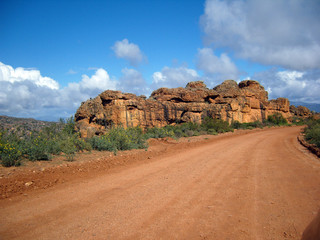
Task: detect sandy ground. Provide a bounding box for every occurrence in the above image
[0,126,319,240]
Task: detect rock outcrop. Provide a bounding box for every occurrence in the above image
[75,80,311,137]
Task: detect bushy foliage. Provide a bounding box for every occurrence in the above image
[201,117,233,133]
[265,113,288,126]
[0,116,90,166]
[0,132,21,167]
[89,127,147,154]
[304,119,320,148]
[291,116,306,126]
[1,113,304,167]
[144,126,175,139]
[144,117,232,139]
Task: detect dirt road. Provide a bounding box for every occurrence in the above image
[0,126,320,240]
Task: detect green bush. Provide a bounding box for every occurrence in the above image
[304,119,320,148]
[0,141,21,167]
[266,113,288,126]
[201,117,233,133]
[291,116,306,126]
[0,115,89,166]
[207,129,217,135]
[145,127,175,139]
[22,133,51,161]
[61,137,77,161]
[89,127,147,153]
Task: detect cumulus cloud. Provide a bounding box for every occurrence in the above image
[0,62,59,89]
[196,48,239,81]
[119,68,150,95]
[253,69,320,103]
[80,68,117,91]
[201,0,320,70]
[0,62,119,120]
[112,39,145,66]
[151,66,200,89]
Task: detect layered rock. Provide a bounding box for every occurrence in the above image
[289,105,312,117]
[75,80,309,137]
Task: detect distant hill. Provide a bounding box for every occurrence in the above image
[0,115,58,134]
[290,102,320,113]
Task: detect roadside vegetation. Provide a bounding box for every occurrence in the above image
[303,118,320,148]
[0,113,309,167]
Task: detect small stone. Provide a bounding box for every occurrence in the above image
[25,181,33,187]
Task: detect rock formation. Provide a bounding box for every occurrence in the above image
[75,80,311,137]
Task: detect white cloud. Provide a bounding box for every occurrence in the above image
[0,62,119,120]
[196,48,239,79]
[0,62,59,89]
[201,0,320,70]
[151,66,200,89]
[119,68,150,95]
[253,69,320,103]
[112,39,145,66]
[80,68,117,91]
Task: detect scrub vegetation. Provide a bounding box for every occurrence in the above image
[0,114,308,167]
[304,118,320,148]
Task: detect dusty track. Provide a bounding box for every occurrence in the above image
[0,126,320,239]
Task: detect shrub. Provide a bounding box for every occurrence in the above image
[90,127,147,152]
[266,113,288,126]
[22,133,51,161]
[0,142,21,167]
[61,137,77,161]
[291,116,305,126]
[74,138,92,152]
[145,127,175,139]
[304,119,320,148]
[88,135,116,152]
[207,129,217,135]
[201,117,233,133]
[185,130,194,137]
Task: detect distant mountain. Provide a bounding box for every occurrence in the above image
[0,115,58,134]
[290,102,320,113]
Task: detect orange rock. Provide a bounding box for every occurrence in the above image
[75,80,312,137]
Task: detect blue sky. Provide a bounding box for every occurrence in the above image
[1,0,320,120]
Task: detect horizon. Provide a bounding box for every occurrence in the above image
[1,0,320,121]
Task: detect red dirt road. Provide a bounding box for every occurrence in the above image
[0,126,320,240]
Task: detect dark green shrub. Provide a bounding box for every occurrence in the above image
[173,128,184,138]
[90,127,147,152]
[266,113,288,126]
[60,116,76,135]
[291,116,305,126]
[74,138,92,152]
[145,127,175,139]
[304,119,320,148]
[201,117,233,133]
[0,142,21,167]
[231,121,242,129]
[22,133,51,161]
[207,129,217,135]
[88,135,116,151]
[61,137,77,161]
